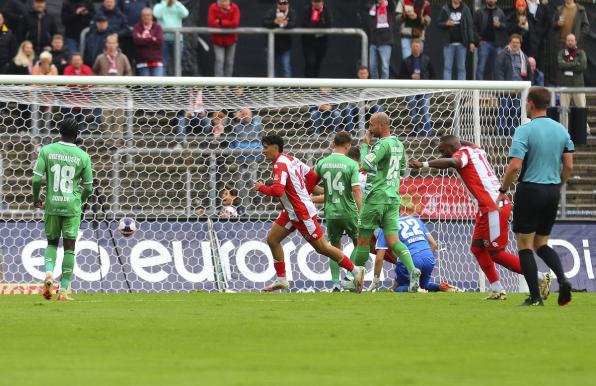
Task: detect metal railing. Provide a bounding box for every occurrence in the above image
[80,27,368,78]
[548,87,596,219]
[548,87,596,107]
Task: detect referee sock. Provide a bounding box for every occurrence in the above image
[471,245,499,283]
[44,244,57,275]
[391,240,415,274]
[490,250,522,274]
[60,250,75,291]
[518,249,541,300]
[536,245,567,285]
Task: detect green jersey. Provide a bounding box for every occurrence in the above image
[361,136,406,204]
[314,153,360,219]
[33,141,94,216]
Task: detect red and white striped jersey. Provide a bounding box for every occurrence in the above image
[452,146,500,212]
[272,153,318,221]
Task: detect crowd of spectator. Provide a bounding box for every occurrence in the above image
[0,0,189,76]
[0,0,590,87]
[0,0,591,140]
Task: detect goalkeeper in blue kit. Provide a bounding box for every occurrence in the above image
[369,215,461,292]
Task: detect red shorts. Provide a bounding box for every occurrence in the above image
[274,211,324,242]
[473,202,512,250]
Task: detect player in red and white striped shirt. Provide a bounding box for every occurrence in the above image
[254,134,365,292]
[410,135,551,300]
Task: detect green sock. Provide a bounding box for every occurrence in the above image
[350,245,370,267]
[60,250,75,291]
[329,260,340,284]
[44,244,57,274]
[391,240,415,274]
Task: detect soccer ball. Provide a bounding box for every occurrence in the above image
[219,205,238,218]
[118,217,137,237]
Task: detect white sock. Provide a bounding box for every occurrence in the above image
[372,276,380,283]
[537,272,545,280]
[489,280,504,292]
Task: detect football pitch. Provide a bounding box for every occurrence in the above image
[2,292,596,386]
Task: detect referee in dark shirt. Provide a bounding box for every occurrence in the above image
[497,87,574,306]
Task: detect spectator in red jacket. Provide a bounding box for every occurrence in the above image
[63,52,94,75]
[62,52,100,133]
[133,7,164,76]
[208,0,240,77]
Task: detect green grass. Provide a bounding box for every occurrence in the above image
[1,292,596,386]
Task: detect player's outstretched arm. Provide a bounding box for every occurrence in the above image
[255,181,284,197]
[32,175,43,208]
[426,233,438,252]
[352,185,362,212]
[361,138,389,172]
[409,157,462,170]
[32,148,45,208]
[310,182,324,204]
[81,157,94,203]
[311,194,324,203]
[305,169,320,194]
[368,249,386,291]
[561,152,574,188]
[497,157,523,204]
[373,249,384,279]
[81,182,94,203]
[311,185,324,195]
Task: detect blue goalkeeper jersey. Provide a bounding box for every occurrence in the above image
[376,216,434,261]
[398,215,432,258]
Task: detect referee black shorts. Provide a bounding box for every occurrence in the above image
[512,182,561,235]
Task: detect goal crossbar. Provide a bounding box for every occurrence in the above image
[0,75,531,90]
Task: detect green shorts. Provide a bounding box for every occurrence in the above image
[358,202,400,238]
[44,214,81,240]
[326,217,358,245]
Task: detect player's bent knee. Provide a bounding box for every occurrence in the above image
[357,236,371,246]
[63,239,76,251]
[266,231,283,248]
[266,235,276,248]
[533,235,550,251]
[311,239,329,255]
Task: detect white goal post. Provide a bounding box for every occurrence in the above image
[0,75,530,293]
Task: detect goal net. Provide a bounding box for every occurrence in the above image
[0,76,530,294]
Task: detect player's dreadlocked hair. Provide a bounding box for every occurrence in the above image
[261,134,284,153]
[59,118,79,139]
